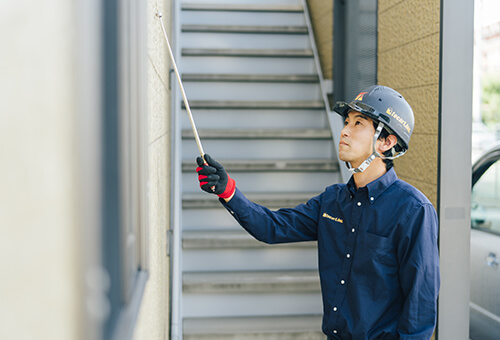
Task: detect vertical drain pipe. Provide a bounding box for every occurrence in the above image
[169,0,183,338]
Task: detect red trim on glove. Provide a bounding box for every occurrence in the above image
[218,176,235,199]
[196,167,208,186]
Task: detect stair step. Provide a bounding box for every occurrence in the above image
[183,159,338,172]
[182,24,308,34]
[183,230,316,249]
[183,192,318,209]
[182,128,332,140]
[182,55,316,74]
[179,0,331,334]
[183,270,320,294]
[184,100,324,109]
[182,73,319,83]
[182,3,304,13]
[182,48,313,58]
[183,315,325,340]
[181,8,306,28]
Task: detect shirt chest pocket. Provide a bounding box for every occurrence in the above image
[360,231,398,267]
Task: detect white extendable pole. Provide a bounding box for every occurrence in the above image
[156,11,206,160]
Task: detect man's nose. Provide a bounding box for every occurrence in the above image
[341,124,350,136]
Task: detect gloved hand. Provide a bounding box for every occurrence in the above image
[196,154,236,199]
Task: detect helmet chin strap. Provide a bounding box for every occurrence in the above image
[345,122,409,174]
[346,122,384,174]
[344,122,407,175]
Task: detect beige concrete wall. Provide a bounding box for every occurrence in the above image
[307,0,333,80]
[378,0,441,206]
[0,0,173,339]
[132,0,172,339]
[0,1,82,340]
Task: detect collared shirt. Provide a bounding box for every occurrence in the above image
[221,168,440,339]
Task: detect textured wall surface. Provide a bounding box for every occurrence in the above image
[378,0,441,206]
[307,0,333,80]
[0,0,172,339]
[132,0,172,339]
[0,1,81,339]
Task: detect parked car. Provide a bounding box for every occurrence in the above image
[471,121,497,163]
[470,142,500,340]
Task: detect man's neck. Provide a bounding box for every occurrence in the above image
[352,159,388,189]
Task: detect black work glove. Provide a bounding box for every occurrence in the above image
[196,154,235,199]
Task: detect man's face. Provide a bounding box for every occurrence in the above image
[338,111,376,167]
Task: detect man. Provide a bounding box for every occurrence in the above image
[196,85,440,339]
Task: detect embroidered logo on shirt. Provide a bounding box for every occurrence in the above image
[322,213,343,223]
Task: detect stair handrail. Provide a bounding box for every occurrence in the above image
[300,0,350,182]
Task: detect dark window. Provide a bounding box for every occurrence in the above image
[472,159,500,235]
[333,0,377,102]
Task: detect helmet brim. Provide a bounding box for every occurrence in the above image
[333,101,384,123]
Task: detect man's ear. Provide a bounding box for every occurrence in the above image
[379,134,398,153]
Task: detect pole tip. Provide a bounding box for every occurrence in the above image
[156,11,163,18]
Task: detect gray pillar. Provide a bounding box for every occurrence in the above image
[438,0,474,338]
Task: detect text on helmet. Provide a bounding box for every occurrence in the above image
[386,107,411,134]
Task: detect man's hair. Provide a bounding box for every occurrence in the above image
[373,122,394,171]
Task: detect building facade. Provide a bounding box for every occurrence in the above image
[0,0,472,339]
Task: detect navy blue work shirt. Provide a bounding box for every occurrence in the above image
[221,168,440,339]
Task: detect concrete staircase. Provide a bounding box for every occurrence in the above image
[177,0,339,338]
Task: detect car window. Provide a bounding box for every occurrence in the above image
[472,159,500,235]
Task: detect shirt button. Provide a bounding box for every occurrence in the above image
[334,330,338,334]
[341,280,345,285]
[346,253,351,258]
[333,306,338,312]
[357,202,362,206]
[351,228,355,233]
[370,197,374,201]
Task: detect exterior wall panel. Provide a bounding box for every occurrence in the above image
[378,0,440,206]
[132,0,172,339]
[0,1,81,339]
[0,0,173,339]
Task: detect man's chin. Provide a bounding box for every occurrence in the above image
[338,152,348,163]
[338,155,362,168]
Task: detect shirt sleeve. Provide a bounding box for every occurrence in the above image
[397,202,441,339]
[220,187,321,244]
